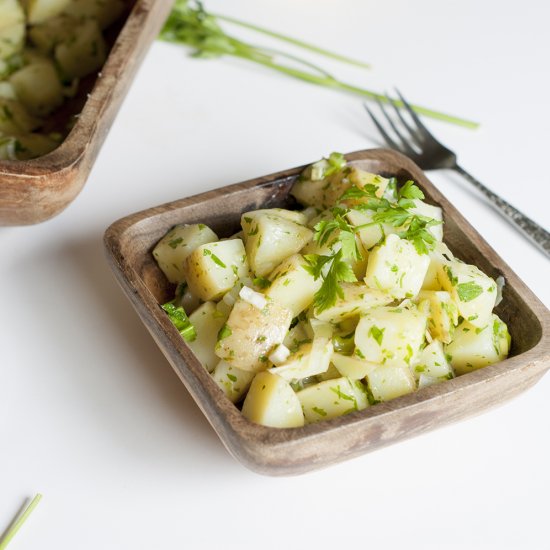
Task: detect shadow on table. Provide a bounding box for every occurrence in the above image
[16,231,245,479]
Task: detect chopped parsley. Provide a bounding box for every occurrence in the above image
[456,281,483,302]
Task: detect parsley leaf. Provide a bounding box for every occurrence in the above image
[456,281,483,302]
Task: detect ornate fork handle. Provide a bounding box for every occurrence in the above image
[455,164,550,259]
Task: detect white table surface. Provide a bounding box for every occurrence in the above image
[2,1,550,548]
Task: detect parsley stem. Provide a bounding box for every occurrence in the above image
[0,494,42,550]
[213,13,372,70]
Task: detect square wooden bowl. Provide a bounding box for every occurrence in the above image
[0,0,173,226]
[104,149,550,476]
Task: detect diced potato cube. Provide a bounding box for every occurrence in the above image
[28,14,76,53]
[241,211,312,277]
[421,242,454,291]
[0,22,25,60]
[437,260,497,328]
[269,336,332,381]
[62,0,125,29]
[212,360,255,403]
[184,239,248,301]
[411,340,454,382]
[364,234,430,299]
[416,290,458,344]
[355,306,427,368]
[9,59,63,116]
[313,282,391,323]
[242,208,307,226]
[331,352,378,379]
[297,377,368,423]
[0,0,25,28]
[346,208,394,251]
[153,223,218,284]
[241,371,304,428]
[215,298,292,372]
[55,18,106,79]
[187,302,229,373]
[0,98,40,133]
[445,314,510,375]
[366,365,416,402]
[24,0,71,24]
[265,253,321,317]
[9,131,59,159]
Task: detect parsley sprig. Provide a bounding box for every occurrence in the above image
[343,178,441,255]
[304,176,442,312]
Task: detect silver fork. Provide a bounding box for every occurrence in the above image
[364,91,550,260]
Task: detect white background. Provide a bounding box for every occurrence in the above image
[2,1,550,548]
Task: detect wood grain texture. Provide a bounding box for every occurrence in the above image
[0,0,173,226]
[104,149,550,476]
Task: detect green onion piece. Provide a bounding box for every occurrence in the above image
[162,302,197,342]
[159,0,479,129]
[214,13,371,69]
[0,494,42,550]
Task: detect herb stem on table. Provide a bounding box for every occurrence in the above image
[159,0,479,129]
[0,494,42,550]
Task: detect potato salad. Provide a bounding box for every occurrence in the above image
[0,0,125,159]
[153,153,511,428]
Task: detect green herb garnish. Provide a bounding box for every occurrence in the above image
[159,0,478,128]
[456,281,483,302]
[0,494,42,550]
[162,302,197,342]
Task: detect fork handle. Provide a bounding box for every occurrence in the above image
[454,164,550,260]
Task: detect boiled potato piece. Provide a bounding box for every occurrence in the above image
[241,211,312,277]
[355,306,427,368]
[313,282,391,323]
[297,376,368,423]
[269,336,332,381]
[153,223,218,284]
[241,371,304,428]
[24,0,71,24]
[55,18,106,79]
[411,340,454,382]
[241,208,307,226]
[215,298,292,372]
[0,0,25,28]
[421,241,454,291]
[346,208,394,251]
[187,302,229,373]
[364,234,430,299]
[0,98,40,133]
[0,22,25,60]
[366,364,416,402]
[62,0,125,29]
[9,131,59,158]
[331,352,378,379]
[266,253,321,317]
[445,314,510,375]
[183,239,248,301]
[212,360,255,403]
[438,259,497,328]
[416,289,458,344]
[9,58,63,116]
[28,14,75,53]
